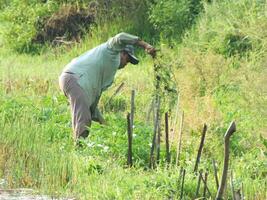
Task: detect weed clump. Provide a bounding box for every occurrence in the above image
[220,33,252,57]
[153,53,179,113]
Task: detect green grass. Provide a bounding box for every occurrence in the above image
[0,0,266,199]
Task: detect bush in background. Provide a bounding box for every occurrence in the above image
[0,0,205,53]
[149,0,203,44]
[0,0,58,53]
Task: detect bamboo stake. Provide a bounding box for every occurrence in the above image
[176,111,184,166]
[194,123,208,172]
[200,173,212,197]
[149,97,160,169]
[213,159,219,190]
[180,168,186,200]
[195,170,202,198]
[176,167,183,198]
[165,112,171,164]
[216,121,237,200]
[203,171,208,198]
[127,113,132,167]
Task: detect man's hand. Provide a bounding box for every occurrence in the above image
[99,118,107,125]
[145,44,156,58]
[137,40,157,58]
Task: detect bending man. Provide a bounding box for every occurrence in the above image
[59,32,156,140]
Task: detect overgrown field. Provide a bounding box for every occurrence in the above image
[0,0,266,199]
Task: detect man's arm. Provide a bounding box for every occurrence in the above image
[92,106,106,125]
[136,40,157,58]
[108,32,156,57]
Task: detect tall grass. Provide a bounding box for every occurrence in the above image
[0,0,266,199]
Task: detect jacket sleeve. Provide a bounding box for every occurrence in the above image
[91,106,104,123]
[107,32,140,51]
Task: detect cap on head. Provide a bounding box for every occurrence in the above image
[124,45,139,65]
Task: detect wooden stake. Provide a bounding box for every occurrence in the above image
[213,159,219,190]
[127,113,132,167]
[200,173,212,197]
[194,123,208,172]
[156,117,161,164]
[106,82,125,106]
[180,168,186,200]
[165,112,171,164]
[170,95,180,149]
[203,171,208,198]
[130,90,135,134]
[149,97,160,169]
[216,121,236,200]
[176,111,184,166]
[146,98,154,123]
[195,170,202,198]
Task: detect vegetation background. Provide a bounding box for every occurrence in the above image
[0,0,266,199]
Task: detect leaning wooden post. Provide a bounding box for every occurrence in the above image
[213,159,219,190]
[165,112,171,164]
[176,111,184,166]
[203,171,208,198]
[180,168,186,200]
[216,121,236,200]
[106,82,125,106]
[194,123,208,172]
[200,173,212,197]
[170,95,179,149]
[195,170,202,198]
[127,113,132,167]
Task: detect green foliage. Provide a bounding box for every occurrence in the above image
[0,1,58,53]
[153,53,178,112]
[0,0,9,9]
[149,0,203,43]
[101,95,127,113]
[219,33,252,57]
[0,0,266,199]
[94,0,157,43]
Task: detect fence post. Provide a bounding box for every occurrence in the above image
[194,123,207,172]
[176,111,184,166]
[216,121,236,200]
[127,113,132,167]
[165,112,171,164]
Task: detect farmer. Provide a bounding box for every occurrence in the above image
[59,32,156,141]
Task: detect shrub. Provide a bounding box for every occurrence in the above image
[149,0,203,44]
[0,1,58,53]
[219,33,252,57]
